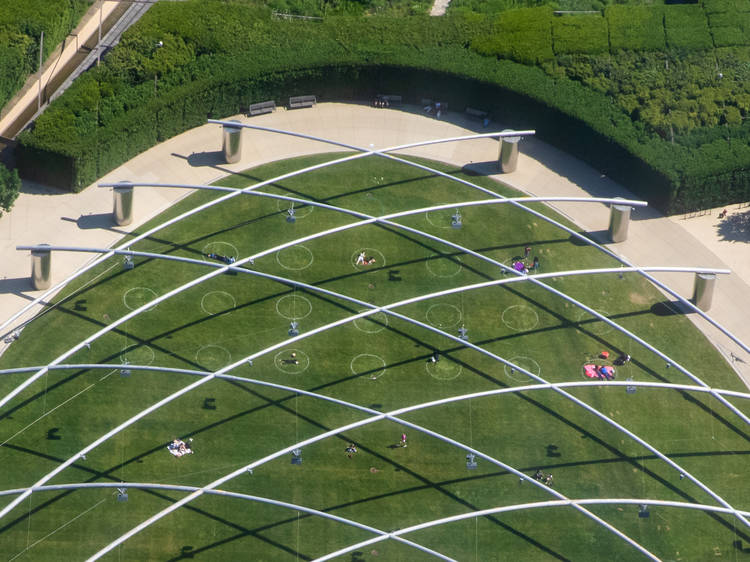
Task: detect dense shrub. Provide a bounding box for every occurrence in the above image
[665,5,713,48]
[15,0,750,213]
[0,0,91,111]
[606,5,665,51]
[552,13,610,54]
[0,162,20,216]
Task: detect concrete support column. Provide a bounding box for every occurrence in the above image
[31,244,51,290]
[692,272,716,311]
[608,200,632,243]
[222,121,242,164]
[113,181,134,226]
[498,130,521,173]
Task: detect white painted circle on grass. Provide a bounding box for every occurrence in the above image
[501,305,539,332]
[123,287,158,311]
[276,199,314,218]
[426,303,462,329]
[202,242,239,261]
[350,354,386,380]
[351,248,386,270]
[353,310,388,334]
[504,356,540,383]
[120,345,155,366]
[276,245,314,270]
[426,254,463,278]
[274,349,310,374]
[201,291,237,315]
[276,294,313,320]
[348,192,385,217]
[425,210,454,229]
[576,309,613,335]
[196,345,232,371]
[427,360,462,381]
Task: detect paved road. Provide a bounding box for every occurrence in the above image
[1,102,748,388]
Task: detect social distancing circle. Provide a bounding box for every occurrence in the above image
[351,353,386,380]
[353,310,388,334]
[276,199,314,218]
[120,345,155,366]
[276,294,313,320]
[123,287,158,312]
[501,305,539,332]
[427,359,462,381]
[426,254,463,278]
[196,345,232,371]
[425,210,456,229]
[201,291,237,315]
[202,241,239,261]
[504,356,540,383]
[274,349,310,374]
[426,303,462,329]
[351,248,386,270]
[276,245,314,270]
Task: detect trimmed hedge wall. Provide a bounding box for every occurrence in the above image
[15,1,750,214]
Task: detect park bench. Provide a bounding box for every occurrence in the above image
[377,94,402,105]
[289,95,317,109]
[465,107,488,120]
[248,100,276,116]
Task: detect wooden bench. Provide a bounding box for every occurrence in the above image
[289,95,317,109]
[248,100,276,116]
[465,107,488,120]
[377,94,402,105]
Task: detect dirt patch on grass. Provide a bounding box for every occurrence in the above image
[629,292,650,305]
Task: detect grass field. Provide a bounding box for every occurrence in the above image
[0,153,749,561]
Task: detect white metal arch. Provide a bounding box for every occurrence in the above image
[1,124,747,559]
[4,242,748,538]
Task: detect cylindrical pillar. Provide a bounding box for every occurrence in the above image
[692,272,716,311]
[498,130,521,173]
[113,181,134,226]
[222,121,242,164]
[608,200,632,243]
[31,244,51,290]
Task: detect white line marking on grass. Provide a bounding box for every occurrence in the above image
[350,354,386,380]
[276,199,313,218]
[274,349,310,374]
[123,287,158,312]
[0,379,100,448]
[353,310,388,334]
[120,345,155,367]
[426,360,462,381]
[9,498,106,561]
[201,242,239,261]
[425,210,454,229]
[426,303,462,329]
[196,345,232,371]
[426,254,462,278]
[504,356,540,382]
[351,248,385,270]
[275,294,312,320]
[201,291,237,316]
[276,245,314,271]
[501,305,539,332]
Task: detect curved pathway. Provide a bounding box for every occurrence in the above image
[0,102,748,387]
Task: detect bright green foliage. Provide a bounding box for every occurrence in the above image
[0,0,91,111]
[664,5,713,49]
[472,8,554,63]
[552,13,609,55]
[606,5,665,51]
[0,162,20,216]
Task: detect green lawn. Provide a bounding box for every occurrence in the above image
[0,153,748,560]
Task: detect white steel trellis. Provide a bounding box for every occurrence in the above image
[1,125,748,560]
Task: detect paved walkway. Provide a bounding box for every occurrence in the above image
[1,102,749,387]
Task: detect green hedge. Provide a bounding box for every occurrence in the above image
[0,0,91,111]
[15,0,750,213]
[665,5,713,49]
[606,6,665,51]
[552,13,609,55]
